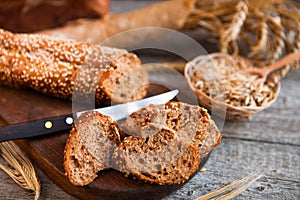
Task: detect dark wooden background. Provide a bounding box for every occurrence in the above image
[0,1,299,199]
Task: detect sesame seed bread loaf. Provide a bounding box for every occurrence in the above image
[0,29,149,105]
[64,111,120,186]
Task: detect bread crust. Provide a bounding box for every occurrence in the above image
[0,29,149,105]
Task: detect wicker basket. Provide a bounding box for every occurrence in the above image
[184,53,281,121]
[191,86,280,121]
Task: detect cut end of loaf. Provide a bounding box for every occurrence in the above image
[101,53,149,103]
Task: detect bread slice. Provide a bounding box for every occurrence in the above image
[63,128,100,186]
[121,101,222,156]
[64,111,120,186]
[112,126,200,185]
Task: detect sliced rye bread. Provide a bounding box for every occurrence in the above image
[64,111,120,186]
[121,101,222,156]
[63,128,101,186]
[64,102,221,186]
[112,126,200,185]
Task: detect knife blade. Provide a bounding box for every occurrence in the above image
[0,90,178,142]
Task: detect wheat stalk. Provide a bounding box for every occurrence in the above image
[247,0,283,9]
[185,0,240,30]
[294,26,300,51]
[275,3,300,23]
[195,172,264,200]
[220,1,248,54]
[0,141,40,200]
[185,7,228,30]
[272,2,300,77]
[266,16,286,63]
[195,1,239,17]
[248,11,268,59]
[288,16,300,52]
[197,20,221,36]
[186,0,299,76]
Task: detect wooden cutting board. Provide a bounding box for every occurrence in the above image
[0,67,210,200]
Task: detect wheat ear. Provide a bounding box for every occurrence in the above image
[266,16,286,63]
[220,0,248,53]
[195,1,240,17]
[196,172,264,200]
[248,11,268,59]
[0,141,40,200]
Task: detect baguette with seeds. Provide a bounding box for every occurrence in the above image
[0,29,149,105]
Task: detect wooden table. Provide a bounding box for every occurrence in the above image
[0,1,299,199]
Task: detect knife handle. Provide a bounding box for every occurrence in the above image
[0,114,74,142]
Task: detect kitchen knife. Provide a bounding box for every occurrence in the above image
[0,90,178,142]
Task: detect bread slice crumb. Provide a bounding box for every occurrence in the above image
[64,111,120,186]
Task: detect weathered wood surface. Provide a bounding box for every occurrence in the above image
[0,0,299,199]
